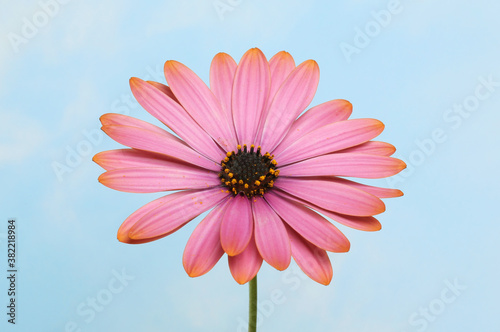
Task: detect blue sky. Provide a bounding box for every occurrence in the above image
[1,0,499,331]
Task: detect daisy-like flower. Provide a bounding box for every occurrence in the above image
[94,48,405,286]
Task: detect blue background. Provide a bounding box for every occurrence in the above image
[1,0,499,331]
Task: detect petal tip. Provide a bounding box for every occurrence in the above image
[234,277,248,285]
[321,273,333,285]
[99,113,111,125]
[129,77,144,89]
[97,173,107,185]
[117,232,132,243]
[164,60,180,71]
[341,241,351,253]
[302,59,319,71]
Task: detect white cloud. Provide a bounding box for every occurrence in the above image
[59,79,103,132]
[146,0,214,35]
[145,0,312,38]
[0,2,40,90]
[0,111,48,163]
[59,1,124,54]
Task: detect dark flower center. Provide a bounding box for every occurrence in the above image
[219,144,279,198]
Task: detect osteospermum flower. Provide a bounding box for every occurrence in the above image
[94,48,405,286]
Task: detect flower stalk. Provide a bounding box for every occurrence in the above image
[249,275,257,332]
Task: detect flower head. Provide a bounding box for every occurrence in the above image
[94,48,406,285]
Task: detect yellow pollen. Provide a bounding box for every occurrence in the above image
[218,144,280,198]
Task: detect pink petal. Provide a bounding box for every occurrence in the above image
[232,48,271,145]
[117,191,192,244]
[286,225,333,285]
[279,153,407,179]
[130,77,224,162]
[255,51,296,142]
[268,51,296,104]
[183,203,227,277]
[210,52,237,121]
[276,118,385,166]
[316,176,404,198]
[164,60,237,151]
[316,206,382,231]
[220,195,253,256]
[275,177,385,216]
[128,188,229,240]
[260,60,320,152]
[101,124,219,171]
[265,191,350,252]
[274,190,382,231]
[228,236,263,285]
[252,197,291,270]
[272,99,352,156]
[336,141,396,156]
[93,149,191,171]
[146,81,180,104]
[98,166,220,193]
[100,113,168,136]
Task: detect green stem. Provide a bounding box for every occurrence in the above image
[248,275,258,332]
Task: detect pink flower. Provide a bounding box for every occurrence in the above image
[94,48,406,285]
